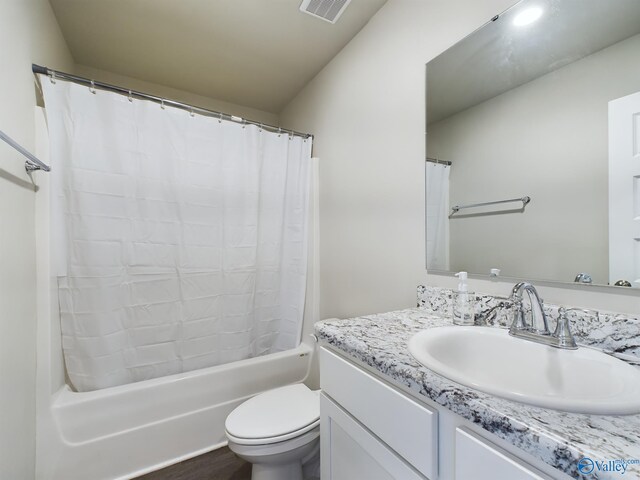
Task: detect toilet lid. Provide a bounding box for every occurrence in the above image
[225,384,320,443]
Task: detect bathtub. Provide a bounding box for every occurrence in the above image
[36,343,313,480]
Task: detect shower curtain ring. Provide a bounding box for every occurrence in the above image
[161,99,165,110]
[190,107,195,117]
[288,130,294,140]
[218,113,222,123]
[128,90,133,102]
[242,119,246,129]
[278,127,282,137]
[259,123,263,132]
[90,80,96,94]
[49,71,56,84]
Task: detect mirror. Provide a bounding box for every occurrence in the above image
[425,0,640,288]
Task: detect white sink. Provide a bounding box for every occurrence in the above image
[408,326,640,415]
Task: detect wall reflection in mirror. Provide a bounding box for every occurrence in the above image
[425,0,640,289]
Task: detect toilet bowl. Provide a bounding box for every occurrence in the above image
[225,383,320,480]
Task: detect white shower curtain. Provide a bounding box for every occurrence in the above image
[42,80,312,392]
[425,162,450,271]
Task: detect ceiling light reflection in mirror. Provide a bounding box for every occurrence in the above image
[513,6,543,26]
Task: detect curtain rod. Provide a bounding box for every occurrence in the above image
[32,64,313,141]
[426,157,452,166]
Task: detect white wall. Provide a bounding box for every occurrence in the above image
[0,1,74,479]
[280,0,517,319]
[428,33,640,285]
[280,0,640,317]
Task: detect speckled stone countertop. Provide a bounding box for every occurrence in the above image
[315,309,640,480]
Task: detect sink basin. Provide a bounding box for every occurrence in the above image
[408,326,640,415]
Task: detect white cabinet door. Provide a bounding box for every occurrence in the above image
[321,393,426,480]
[609,90,640,286]
[455,428,552,480]
[320,348,438,479]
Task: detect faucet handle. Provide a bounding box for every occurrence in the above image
[509,297,528,331]
[553,307,578,349]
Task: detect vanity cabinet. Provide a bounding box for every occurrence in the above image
[320,347,437,479]
[455,428,550,480]
[319,347,563,480]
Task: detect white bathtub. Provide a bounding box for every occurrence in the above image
[37,343,313,480]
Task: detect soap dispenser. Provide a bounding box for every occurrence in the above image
[452,271,475,326]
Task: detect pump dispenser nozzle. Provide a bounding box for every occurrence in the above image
[455,271,468,292]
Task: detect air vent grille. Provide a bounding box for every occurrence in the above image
[299,0,352,24]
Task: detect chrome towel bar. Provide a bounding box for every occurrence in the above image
[451,196,530,215]
[0,129,50,172]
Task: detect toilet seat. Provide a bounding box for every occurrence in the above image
[225,384,320,446]
[227,423,320,451]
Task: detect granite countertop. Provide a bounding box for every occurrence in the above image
[315,308,640,480]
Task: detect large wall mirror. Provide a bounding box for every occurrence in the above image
[425,0,640,289]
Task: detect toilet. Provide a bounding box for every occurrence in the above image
[225,384,320,480]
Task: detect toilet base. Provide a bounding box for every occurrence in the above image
[228,427,320,480]
[252,462,303,480]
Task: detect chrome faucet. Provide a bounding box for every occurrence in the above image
[509,282,550,335]
[508,282,577,349]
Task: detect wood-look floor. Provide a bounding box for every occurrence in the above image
[136,447,251,480]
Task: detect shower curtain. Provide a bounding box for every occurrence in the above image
[425,162,450,271]
[41,80,312,392]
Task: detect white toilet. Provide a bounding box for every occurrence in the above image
[225,383,320,480]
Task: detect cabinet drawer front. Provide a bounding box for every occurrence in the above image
[455,428,552,480]
[320,347,438,480]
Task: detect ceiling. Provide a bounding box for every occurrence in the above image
[427,0,640,125]
[49,0,387,114]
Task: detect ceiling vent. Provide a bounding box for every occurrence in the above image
[299,0,352,24]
